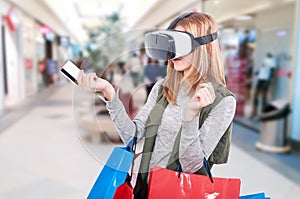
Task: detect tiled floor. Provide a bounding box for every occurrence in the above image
[0,81,299,199]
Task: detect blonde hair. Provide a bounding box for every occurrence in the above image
[163,12,226,104]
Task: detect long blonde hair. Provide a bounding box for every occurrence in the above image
[163,12,225,104]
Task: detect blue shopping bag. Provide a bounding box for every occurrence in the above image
[87,138,136,199]
[240,192,270,199]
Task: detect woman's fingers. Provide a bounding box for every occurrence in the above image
[87,73,97,90]
[76,71,115,100]
[184,82,215,121]
[194,82,215,108]
[83,73,90,91]
[78,72,98,91]
[77,70,84,86]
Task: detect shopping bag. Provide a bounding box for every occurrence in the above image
[113,150,142,199]
[240,192,270,199]
[113,174,133,199]
[87,138,136,199]
[148,166,241,199]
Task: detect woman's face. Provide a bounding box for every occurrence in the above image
[171,25,194,76]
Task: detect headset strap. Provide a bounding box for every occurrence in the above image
[167,12,196,30]
[167,12,218,46]
[193,32,218,46]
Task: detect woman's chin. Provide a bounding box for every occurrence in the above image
[173,64,188,72]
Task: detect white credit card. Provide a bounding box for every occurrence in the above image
[60,60,80,85]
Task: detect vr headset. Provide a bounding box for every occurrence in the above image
[144,12,218,61]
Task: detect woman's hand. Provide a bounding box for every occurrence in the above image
[77,70,115,101]
[183,82,215,121]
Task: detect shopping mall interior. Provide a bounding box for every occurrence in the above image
[0,0,300,198]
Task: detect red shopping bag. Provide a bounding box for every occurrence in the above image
[113,146,141,199]
[148,166,241,199]
[113,174,133,199]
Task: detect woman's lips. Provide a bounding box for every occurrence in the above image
[172,58,182,62]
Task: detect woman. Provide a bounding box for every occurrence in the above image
[78,12,236,198]
[143,58,166,98]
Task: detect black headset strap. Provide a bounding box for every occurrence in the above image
[167,12,218,45]
[167,12,196,30]
[193,32,218,46]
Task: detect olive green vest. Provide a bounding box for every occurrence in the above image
[134,82,235,198]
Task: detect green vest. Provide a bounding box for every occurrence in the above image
[134,82,235,198]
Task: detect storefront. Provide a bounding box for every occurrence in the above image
[22,15,45,95]
[0,15,4,115]
[254,5,294,101]
[207,0,299,144]
[291,0,300,144]
[0,0,59,109]
[1,4,25,107]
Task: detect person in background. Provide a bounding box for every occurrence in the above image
[77,12,236,198]
[143,58,167,97]
[128,52,142,87]
[38,58,48,86]
[251,52,277,117]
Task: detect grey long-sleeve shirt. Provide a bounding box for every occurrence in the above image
[102,79,236,173]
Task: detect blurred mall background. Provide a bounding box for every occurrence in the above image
[0,0,300,198]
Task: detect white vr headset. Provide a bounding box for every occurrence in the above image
[144,12,218,61]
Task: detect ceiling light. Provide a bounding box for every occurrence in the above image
[235,15,253,21]
[214,0,220,5]
[276,30,287,37]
